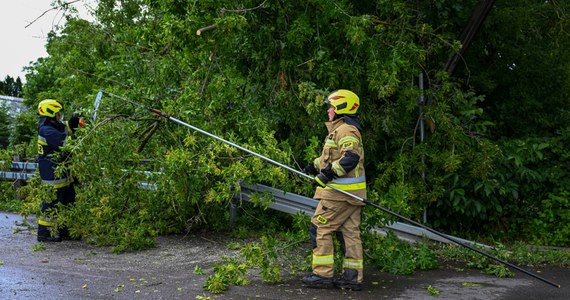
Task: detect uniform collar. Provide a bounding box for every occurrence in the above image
[343,115,362,131]
[325,118,347,132]
[38,116,65,130]
[325,116,361,132]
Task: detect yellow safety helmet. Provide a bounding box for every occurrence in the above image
[325,89,360,115]
[38,99,64,118]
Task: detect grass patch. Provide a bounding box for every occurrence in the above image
[434,241,570,271]
[32,243,46,252]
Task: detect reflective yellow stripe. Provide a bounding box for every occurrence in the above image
[332,161,346,176]
[323,181,366,191]
[312,254,334,265]
[317,176,366,191]
[325,139,337,148]
[38,218,56,227]
[338,136,359,150]
[339,136,359,146]
[43,178,72,188]
[315,176,327,187]
[343,258,363,269]
[53,181,72,188]
[66,122,74,142]
[313,158,321,169]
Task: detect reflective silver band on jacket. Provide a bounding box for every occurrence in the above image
[331,176,365,184]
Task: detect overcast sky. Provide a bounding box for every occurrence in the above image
[0,0,95,82]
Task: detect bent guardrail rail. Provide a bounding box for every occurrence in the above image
[237,183,492,249]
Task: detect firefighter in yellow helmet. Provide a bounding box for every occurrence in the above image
[37,99,83,242]
[302,89,366,291]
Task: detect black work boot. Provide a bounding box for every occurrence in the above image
[37,235,62,242]
[58,227,79,240]
[302,273,333,288]
[37,225,62,242]
[334,269,362,291]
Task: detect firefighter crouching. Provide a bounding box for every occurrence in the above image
[302,89,367,291]
[36,99,83,242]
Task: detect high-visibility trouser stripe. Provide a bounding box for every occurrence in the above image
[38,217,56,227]
[43,178,72,189]
[312,254,334,265]
[343,259,363,269]
[332,161,346,176]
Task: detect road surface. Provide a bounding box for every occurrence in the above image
[1,211,568,299]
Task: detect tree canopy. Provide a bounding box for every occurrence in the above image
[10,0,570,251]
[0,105,11,149]
[0,75,23,97]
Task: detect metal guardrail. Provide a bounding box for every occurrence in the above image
[2,161,491,248]
[7,162,37,171]
[0,162,157,189]
[0,171,33,181]
[0,95,26,116]
[239,184,318,216]
[237,183,492,248]
[0,162,36,181]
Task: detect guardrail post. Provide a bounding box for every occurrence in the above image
[12,155,26,199]
[229,199,238,227]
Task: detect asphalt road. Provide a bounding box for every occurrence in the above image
[1,211,569,299]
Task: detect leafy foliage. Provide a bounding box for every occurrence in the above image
[464,0,570,139]
[204,256,250,294]
[0,182,18,211]
[363,231,438,275]
[435,240,570,278]
[530,191,570,246]
[202,211,309,292]
[32,243,46,252]
[427,285,440,296]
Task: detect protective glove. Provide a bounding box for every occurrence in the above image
[302,163,318,175]
[313,172,331,187]
[68,114,85,132]
[68,115,80,130]
[312,164,334,187]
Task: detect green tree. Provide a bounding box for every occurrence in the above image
[0,104,11,149]
[457,0,570,138]
[424,0,570,242]
[0,75,23,97]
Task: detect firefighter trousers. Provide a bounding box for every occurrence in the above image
[37,184,76,237]
[310,199,363,283]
